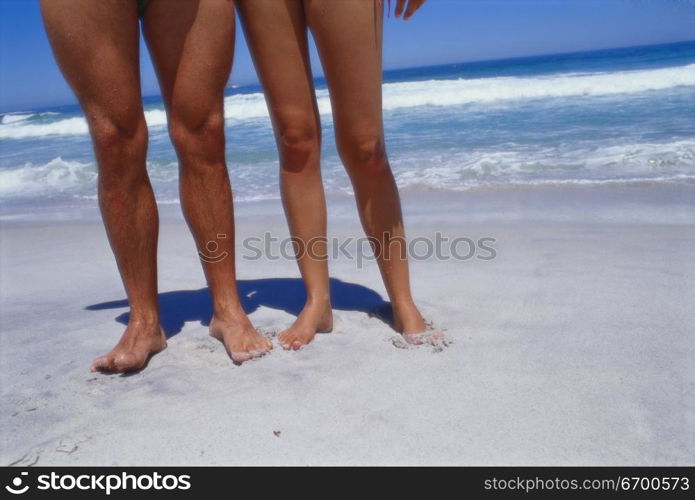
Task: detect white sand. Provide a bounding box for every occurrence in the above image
[1,184,694,465]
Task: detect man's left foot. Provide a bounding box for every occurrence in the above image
[210,313,272,364]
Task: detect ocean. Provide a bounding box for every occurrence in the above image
[1,40,694,221]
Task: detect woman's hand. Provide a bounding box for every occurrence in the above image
[394,0,426,20]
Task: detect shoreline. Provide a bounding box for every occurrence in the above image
[2,178,694,227]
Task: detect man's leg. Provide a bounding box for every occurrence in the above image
[40,0,166,371]
[142,0,271,363]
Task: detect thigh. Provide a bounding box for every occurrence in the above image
[304,0,384,141]
[39,0,143,126]
[236,0,318,132]
[141,0,235,125]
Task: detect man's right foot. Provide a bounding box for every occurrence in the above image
[90,321,167,373]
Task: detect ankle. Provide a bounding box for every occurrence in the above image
[211,293,246,317]
[306,293,331,310]
[392,299,425,330]
[391,297,418,315]
[128,312,160,329]
[212,305,249,324]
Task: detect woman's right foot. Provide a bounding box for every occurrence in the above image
[90,320,167,373]
[279,299,333,350]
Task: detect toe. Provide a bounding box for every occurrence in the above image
[260,338,273,351]
[422,330,445,344]
[403,330,445,346]
[403,333,424,345]
[427,331,445,343]
[90,355,115,372]
[231,351,252,363]
[292,340,303,350]
[279,334,293,350]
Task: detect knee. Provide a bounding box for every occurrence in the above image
[90,113,147,161]
[169,110,225,164]
[340,134,389,177]
[89,113,148,189]
[277,124,320,171]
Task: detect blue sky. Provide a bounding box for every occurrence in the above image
[1,0,694,112]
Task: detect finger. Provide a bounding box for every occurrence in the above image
[404,0,425,20]
[395,0,407,18]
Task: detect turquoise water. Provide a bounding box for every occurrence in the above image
[1,40,694,219]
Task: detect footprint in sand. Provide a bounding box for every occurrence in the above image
[8,449,41,466]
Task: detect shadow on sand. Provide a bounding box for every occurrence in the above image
[86,278,393,338]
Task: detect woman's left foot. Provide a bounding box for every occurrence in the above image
[393,302,444,345]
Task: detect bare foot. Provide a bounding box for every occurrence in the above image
[393,301,444,346]
[209,313,272,364]
[279,299,333,350]
[90,321,167,373]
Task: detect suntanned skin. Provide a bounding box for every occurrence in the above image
[236,0,440,349]
[40,0,271,371]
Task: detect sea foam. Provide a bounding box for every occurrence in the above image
[2,63,694,139]
[2,139,692,200]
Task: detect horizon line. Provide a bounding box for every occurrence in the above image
[3,38,694,114]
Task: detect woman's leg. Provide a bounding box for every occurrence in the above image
[306,0,431,339]
[40,0,166,372]
[237,0,332,350]
[142,0,271,363]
